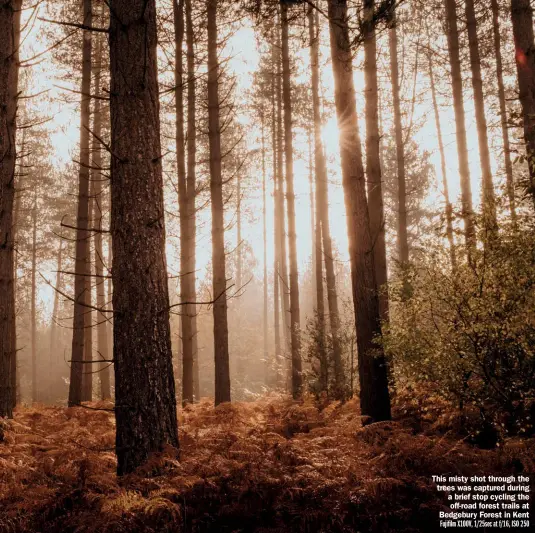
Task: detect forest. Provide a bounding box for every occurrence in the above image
[0,0,534,531]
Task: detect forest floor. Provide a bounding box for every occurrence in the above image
[0,388,533,533]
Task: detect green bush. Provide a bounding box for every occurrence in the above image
[383,223,535,439]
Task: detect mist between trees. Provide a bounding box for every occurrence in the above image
[1,0,535,480]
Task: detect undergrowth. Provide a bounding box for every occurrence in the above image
[0,390,533,532]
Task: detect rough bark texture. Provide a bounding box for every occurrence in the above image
[0,0,21,419]
[206,0,231,405]
[444,0,475,255]
[185,0,199,400]
[388,9,409,270]
[511,0,535,207]
[426,24,456,270]
[364,0,389,321]
[465,0,496,229]
[327,0,391,422]
[491,0,516,223]
[91,32,111,400]
[109,0,179,475]
[281,3,302,399]
[68,0,93,406]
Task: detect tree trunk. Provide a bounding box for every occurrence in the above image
[262,111,269,383]
[271,33,281,386]
[364,0,389,320]
[31,192,37,403]
[185,0,199,401]
[0,0,22,419]
[174,0,194,406]
[491,0,516,223]
[206,0,230,405]
[327,0,391,422]
[281,3,302,399]
[388,9,409,272]
[91,31,111,400]
[275,18,291,360]
[465,0,497,229]
[308,6,327,394]
[109,0,179,475]
[68,0,93,406]
[82,185,93,403]
[510,0,535,208]
[426,24,456,270]
[444,0,476,255]
[310,7,344,398]
[49,236,64,400]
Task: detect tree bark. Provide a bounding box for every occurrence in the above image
[275,17,291,362]
[109,0,179,475]
[206,0,231,405]
[426,24,456,270]
[91,31,111,400]
[388,8,409,271]
[49,235,64,399]
[271,33,281,386]
[491,0,516,223]
[510,0,535,208]
[262,111,269,383]
[68,0,93,406]
[185,0,199,401]
[280,3,302,399]
[444,0,476,255]
[364,0,389,320]
[0,0,22,419]
[327,0,391,421]
[465,0,497,229]
[174,0,194,406]
[31,192,37,403]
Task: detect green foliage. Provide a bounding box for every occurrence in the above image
[383,223,535,438]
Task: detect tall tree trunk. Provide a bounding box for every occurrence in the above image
[109,0,179,475]
[206,0,230,405]
[308,6,327,394]
[465,0,497,229]
[310,7,344,398]
[0,0,22,419]
[275,18,290,359]
[31,192,37,403]
[91,32,111,400]
[11,107,24,409]
[426,24,456,270]
[510,0,535,208]
[280,3,302,399]
[262,111,269,383]
[491,0,516,223]
[49,236,64,400]
[388,8,409,272]
[444,0,476,255]
[174,0,194,405]
[185,0,199,401]
[82,188,93,402]
[364,0,389,320]
[68,0,93,406]
[327,0,391,422]
[271,33,281,386]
